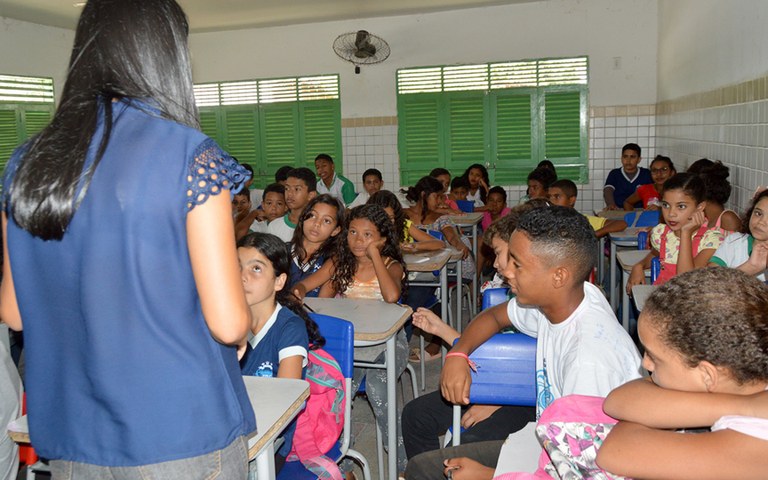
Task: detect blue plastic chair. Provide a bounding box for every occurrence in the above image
[278,313,371,480]
[449,333,537,445]
[481,287,510,310]
[650,256,661,283]
[456,200,475,213]
[624,210,660,228]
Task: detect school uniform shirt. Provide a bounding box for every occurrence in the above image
[317,173,357,205]
[604,167,652,208]
[2,98,255,466]
[249,219,269,233]
[507,282,642,418]
[289,249,327,298]
[240,304,309,377]
[711,233,766,282]
[650,223,725,266]
[347,191,369,208]
[466,188,485,207]
[267,213,297,242]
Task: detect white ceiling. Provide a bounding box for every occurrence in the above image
[0,0,537,32]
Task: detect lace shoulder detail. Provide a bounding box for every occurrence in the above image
[186,138,251,211]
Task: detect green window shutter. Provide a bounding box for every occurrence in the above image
[444,92,488,173]
[300,100,341,169]
[491,90,535,185]
[259,103,299,186]
[397,93,441,186]
[221,106,259,168]
[198,108,221,143]
[0,108,20,175]
[543,89,587,182]
[20,106,52,138]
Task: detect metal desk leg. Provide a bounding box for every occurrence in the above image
[621,268,630,332]
[471,224,478,315]
[455,258,463,334]
[386,334,397,480]
[255,443,276,480]
[452,405,461,446]
[440,266,448,360]
[597,237,605,287]
[609,240,618,311]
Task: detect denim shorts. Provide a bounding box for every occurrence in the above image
[50,435,248,480]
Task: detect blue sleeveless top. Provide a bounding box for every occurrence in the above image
[2,99,256,466]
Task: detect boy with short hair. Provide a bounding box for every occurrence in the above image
[603,143,652,210]
[248,183,286,234]
[314,153,356,205]
[347,168,383,208]
[548,179,628,238]
[274,165,293,186]
[267,167,316,242]
[405,207,641,480]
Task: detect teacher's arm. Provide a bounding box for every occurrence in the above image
[0,213,22,330]
[187,191,250,345]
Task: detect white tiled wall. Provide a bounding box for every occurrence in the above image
[341,105,659,214]
[657,100,768,212]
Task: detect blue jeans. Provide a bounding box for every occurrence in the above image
[50,436,248,480]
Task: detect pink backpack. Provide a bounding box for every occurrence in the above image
[286,347,346,479]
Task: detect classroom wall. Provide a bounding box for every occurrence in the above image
[189,0,659,213]
[1,0,660,213]
[0,17,73,98]
[656,0,768,212]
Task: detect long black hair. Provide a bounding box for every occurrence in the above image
[238,232,325,349]
[402,176,444,224]
[291,194,346,269]
[461,163,490,203]
[332,204,406,297]
[9,0,199,240]
[367,190,407,244]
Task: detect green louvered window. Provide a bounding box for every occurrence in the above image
[194,75,341,188]
[397,57,588,186]
[0,75,56,177]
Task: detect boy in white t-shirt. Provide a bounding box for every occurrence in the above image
[405,206,642,480]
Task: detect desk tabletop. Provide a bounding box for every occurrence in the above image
[609,227,651,242]
[617,249,650,270]
[246,377,309,460]
[631,285,656,311]
[8,376,310,462]
[404,248,453,271]
[595,209,641,220]
[304,297,412,342]
[449,212,484,226]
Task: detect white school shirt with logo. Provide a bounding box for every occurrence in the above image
[506,282,642,418]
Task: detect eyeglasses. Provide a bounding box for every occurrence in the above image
[651,167,670,174]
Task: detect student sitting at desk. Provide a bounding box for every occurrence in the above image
[347,168,384,208]
[461,164,490,209]
[269,167,317,242]
[627,173,725,293]
[547,179,628,238]
[518,166,557,205]
[598,267,768,479]
[238,232,326,473]
[623,154,676,210]
[603,143,652,210]
[709,188,768,281]
[405,207,641,480]
[697,160,742,235]
[318,204,411,476]
[315,153,357,206]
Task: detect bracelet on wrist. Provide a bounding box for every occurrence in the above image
[445,352,478,372]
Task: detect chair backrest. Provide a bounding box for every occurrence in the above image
[624,210,660,228]
[427,229,445,241]
[637,231,648,250]
[481,287,510,310]
[456,200,475,213]
[650,256,661,284]
[310,313,354,379]
[466,333,537,406]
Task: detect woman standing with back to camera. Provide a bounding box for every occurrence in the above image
[0,0,255,478]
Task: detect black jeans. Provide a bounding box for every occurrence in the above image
[402,390,535,459]
[405,440,505,480]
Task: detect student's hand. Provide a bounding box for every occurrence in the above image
[401,242,417,252]
[440,356,472,405]
[413,307,458,344]
[443,458,494,480]
[745,241,768,274]
[236,341,247,361]
[366,238,386,259]
[457,243,471,260]
[292,283,307,301]
[681,210,706,235]
[460,404,501,429]
[605,204,620,211]
[478,178,489,193]
[626,263,646,295]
